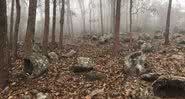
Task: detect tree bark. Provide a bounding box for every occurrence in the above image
[110,0,116,33]
[10,0,15,49]
[0,0,8,89]
[78,0,86,34]
[52,0,56,44]
[113,0,121,56]
[164,0,172,45]
[100,0,104,35]
[13,0,21,59]
[24,0,37,58]
[89,0,92,33]
[59,0,65,48]
[129,0,133,32]
[43,0,50,53]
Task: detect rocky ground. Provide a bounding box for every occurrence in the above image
[0,32,185,99]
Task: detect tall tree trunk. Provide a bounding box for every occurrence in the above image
[110,0,116,33]
[100,0,104,35]
[164,0,172,45]
[24,0,37,58]
[126,1,129,32]
[78,0,86,34]
[66,0,73,37]
[59,0,65,48]
[113,0,121,56]
[89,0,92,33]
[0,0,8,90]
[13,0,21,59]
[43,0,50,53]
[69,0,73,37]
[52,0,56,44]
[129,0,133,32]
[66,0,71,35]
[10,0,15,49]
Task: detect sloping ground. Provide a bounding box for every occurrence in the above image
[1,37,185,99]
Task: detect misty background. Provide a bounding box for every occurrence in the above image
[6,0,185,42]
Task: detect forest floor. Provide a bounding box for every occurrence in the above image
[1,32,185,99]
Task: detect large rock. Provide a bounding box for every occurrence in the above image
[176,37,185,45]
[24,44,49,78]
[99,34,112,44]
[152,75,185,98]
[62,49,77,57]
[124,51,147,75]
[36,92,50,99]
[140,73,160,82]
[141,42,153,53]
[48,52,58,60]
[71,57,94,73]
[85,71,106,81]
[138,34,151,41]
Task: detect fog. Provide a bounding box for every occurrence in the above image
[6,0,185,42]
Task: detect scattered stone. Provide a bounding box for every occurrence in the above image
[71,57,94,73]
[124,51,147,75]
[99,34,112,44]
[138,34,151,41]
[141,42,153,53]
[153,34,163,39]
[152,75,185,98]
[36,92,49,99]
[176,37,185,45]
[31,89,39,95]
[171,54,184,60]
[140,73,160,82]
[92,35,99,40]
[85,71,106,81]
[48,52,58,60]
[62,49,77,57]
[111,92,124,98]
[23,95,31,99]
[85,88,104,99]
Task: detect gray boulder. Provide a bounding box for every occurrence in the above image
[36,92,50,99]
[175,36,185,45]
[141,42,153,53]
[48,52,58,60]
[99,34,112,44]
[140,73,160,82]
[124,51,147,75]
[85,71,106,81]
[71,57,94,73]
[152,75,185,98]
[24,44,49,78]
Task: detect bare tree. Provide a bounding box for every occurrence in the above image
[52,0,57,44]
[66,0,74,37]
[129,0,133,32]
[10,0,15,49]
[13,0,21,58]
[89,0,93,33]
[78,0,86,34]
[110,0,116,33]
[100,0,104,34]
[24,0,37,58]
[113,0,121,56]
[0,0,8,90]
[164,0,172,45]
[59,0,65,48]
[43,0,50,52]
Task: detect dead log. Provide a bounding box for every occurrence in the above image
[152,75,185,98]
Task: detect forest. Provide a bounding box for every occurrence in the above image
[0,0,185,98]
